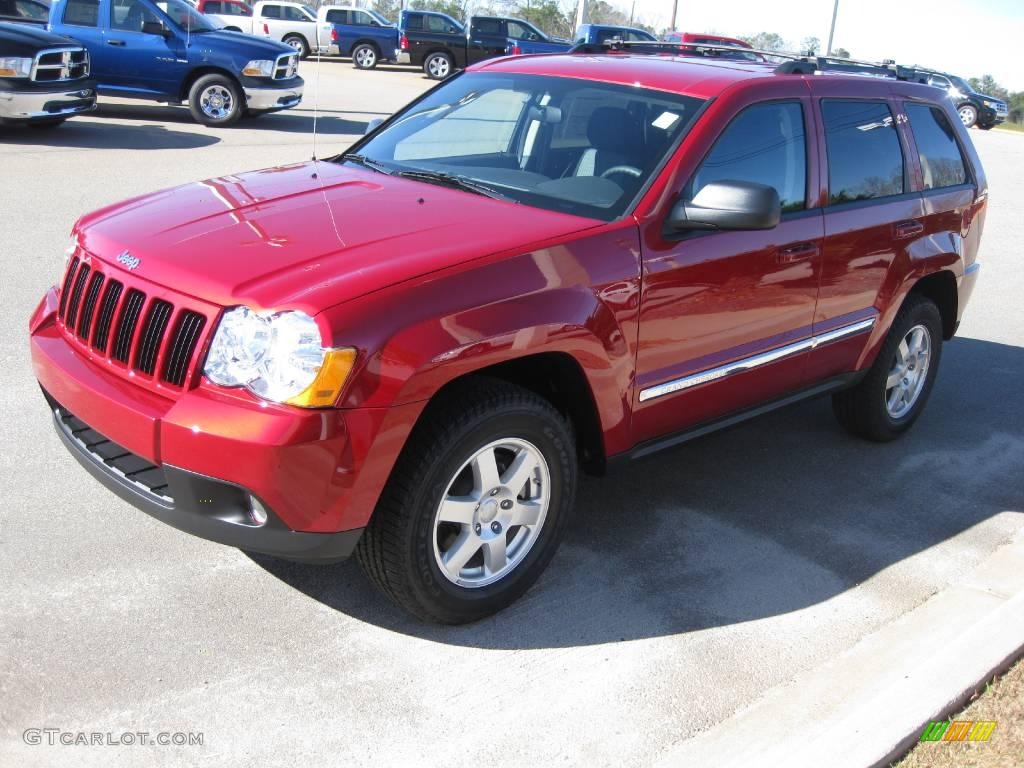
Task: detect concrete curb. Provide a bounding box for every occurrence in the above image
[653,530,1024,768]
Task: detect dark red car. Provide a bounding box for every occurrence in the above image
[30,49,985,623]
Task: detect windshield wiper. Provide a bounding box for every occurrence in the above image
[396,169,512,201]
[339,153,393,175]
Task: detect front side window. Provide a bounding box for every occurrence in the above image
[283,5,306,21]
[14,0,49,20]
[352,10,373,25]
[62,0,99,27]
[905,103,968,189]
[111,0,158,30]
[228,1,250,16]
[507,20,541,41]
[822,100,905,204]
[344,72,704,221]
[688,101,807,212]
[427,14,459,33]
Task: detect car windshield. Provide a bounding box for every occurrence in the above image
[341,73,704,221]
[155,0,216,31]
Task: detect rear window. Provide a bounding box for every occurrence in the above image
[822,100,905,204]
[905,103,969,189]
[62,0,98,26]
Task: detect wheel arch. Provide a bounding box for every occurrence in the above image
[180,66,242,103]
[909,269,958,339]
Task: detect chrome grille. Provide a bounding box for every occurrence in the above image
[56,256,212,391]
[273,52,298,80]
[32,47,90,83]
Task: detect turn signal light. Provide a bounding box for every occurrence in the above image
[285,348,357,408]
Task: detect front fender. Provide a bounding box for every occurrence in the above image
[321,222,643,457]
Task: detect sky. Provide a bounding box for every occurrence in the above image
[625,0,1024,91]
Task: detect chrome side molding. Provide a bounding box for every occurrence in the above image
[638,317,876,403]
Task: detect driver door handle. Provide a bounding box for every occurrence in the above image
[775,242,819,264]
[107,39,126,46]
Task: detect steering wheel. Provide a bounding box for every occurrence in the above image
[600,165,642,180]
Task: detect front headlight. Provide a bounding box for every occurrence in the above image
[204,307,356,408]
[242,59,275,77]
[0,57,33,78]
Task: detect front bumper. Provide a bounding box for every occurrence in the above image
[0,82,96,121]
[243,80,303,112]
[49,395,363,562]
[29,287,420,563]
[979,104,1007,125]
[394,50,411,65]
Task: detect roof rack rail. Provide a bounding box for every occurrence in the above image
[567,39,931,82]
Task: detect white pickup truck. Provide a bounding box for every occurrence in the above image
[202,0,319,58]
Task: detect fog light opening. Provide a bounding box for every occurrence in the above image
[249,495,269,526]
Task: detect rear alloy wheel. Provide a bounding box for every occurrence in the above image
[188,74,244,127]
[283,34,309,59]
[356,378,577,624]
[352,43,378,70]
[958,103,978,128]
[424,52,453,80]
[832,294,943,442]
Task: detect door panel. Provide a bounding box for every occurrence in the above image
[633,97,822,444]
[806,95,922,383]
[467,17,507,64]
[633,215,823,442]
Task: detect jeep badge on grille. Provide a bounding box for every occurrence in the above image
[117,251,140,271]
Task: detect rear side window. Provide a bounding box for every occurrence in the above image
[325,8,346,23]
[204,0,221,11]
[63,0,98,26]
[689,101,807,212]
[905,104,968,189]
[472,18,502,36]
[260,4,280,18]
[404,11,422,29]
[822,100,905,204]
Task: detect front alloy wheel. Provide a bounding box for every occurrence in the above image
[187,74,244,126]
[958,104,978,128]
[433,438,551,588]
[356,377,577,624]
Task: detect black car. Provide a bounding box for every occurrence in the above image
[0,0,49,26]
[0,21,97,128]
[921,70,1007,130]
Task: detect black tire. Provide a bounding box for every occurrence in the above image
[832,294,943,442]
[187,73,244,127]
[28,118,67,129]
[978,123,994,131]
[957,103,978,129]
[423,51,454,80]
[356,377,577,624]
[283,34,309,59]
[352,43,378,70]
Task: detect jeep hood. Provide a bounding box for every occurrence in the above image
[74,160,603,313]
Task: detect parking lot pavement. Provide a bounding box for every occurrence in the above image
[1,64,1023,767]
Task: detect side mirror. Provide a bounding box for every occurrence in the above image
[364,117,384,134]
[142,20,171,37]
[667,180,781,232]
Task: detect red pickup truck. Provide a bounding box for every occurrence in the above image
[30,48,985,623]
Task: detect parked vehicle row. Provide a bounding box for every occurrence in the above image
[0,20,96,127]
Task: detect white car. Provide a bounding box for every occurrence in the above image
[201,0,318,58]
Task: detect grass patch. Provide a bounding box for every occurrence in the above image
[994,122,1024,133]
[895,656,1024,767]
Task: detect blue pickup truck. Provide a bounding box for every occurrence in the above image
[316,5,399,70]
[47,0,303,125]
[573,24,656,45]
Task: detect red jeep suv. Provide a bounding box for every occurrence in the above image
[29,47,985,623]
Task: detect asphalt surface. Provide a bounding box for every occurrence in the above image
[1,63,1022,768]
